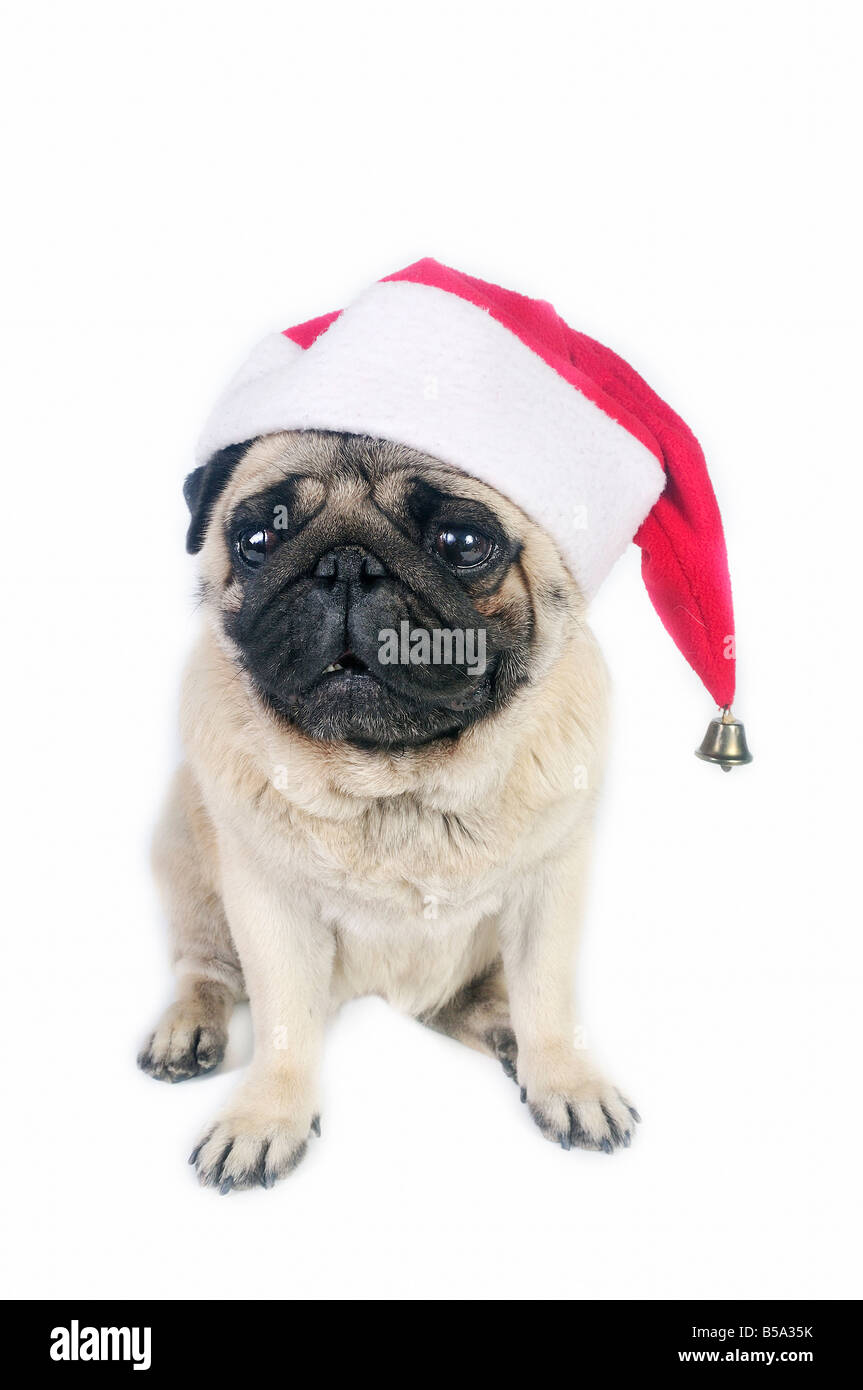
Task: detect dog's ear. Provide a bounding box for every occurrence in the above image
[183,440,257,554]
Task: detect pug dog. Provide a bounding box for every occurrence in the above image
[138,427,640,1191]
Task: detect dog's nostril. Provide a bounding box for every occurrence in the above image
[360,552,386,579]
[314,552,338,580]
[314,547,386,584]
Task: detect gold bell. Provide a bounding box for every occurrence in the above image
[695,707,753,772]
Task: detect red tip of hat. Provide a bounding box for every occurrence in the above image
[562,321,736,708]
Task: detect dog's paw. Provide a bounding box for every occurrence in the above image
[191,1078,320,1193]
[521,1051,640,1153]
[138,1002,227,1083]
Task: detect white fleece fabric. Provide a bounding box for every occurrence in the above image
[196,281,666,597]
[198,331,304,463]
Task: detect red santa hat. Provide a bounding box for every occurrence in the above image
[198,258,750,765]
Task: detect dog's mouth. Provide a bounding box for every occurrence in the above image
[244,629,505,749]
[317,649,372,680]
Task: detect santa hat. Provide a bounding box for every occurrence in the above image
[198,258,750,767]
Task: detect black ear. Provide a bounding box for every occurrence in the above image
[183,439,258,554]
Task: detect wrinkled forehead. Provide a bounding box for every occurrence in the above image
[216,430,530,532]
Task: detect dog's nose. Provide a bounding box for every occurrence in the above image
[314,546,387,584]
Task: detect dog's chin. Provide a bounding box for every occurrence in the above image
[254,662,495,750]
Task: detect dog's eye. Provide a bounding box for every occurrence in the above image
[435,525,493,568]
[235,527,279,568]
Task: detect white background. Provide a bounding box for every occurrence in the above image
[2,1,861,1301]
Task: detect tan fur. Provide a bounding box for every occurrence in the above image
[141,431,639,1189]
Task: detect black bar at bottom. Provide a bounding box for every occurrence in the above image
[0,1298,857,1373]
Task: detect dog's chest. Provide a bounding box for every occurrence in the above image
[278,799,510,1010]
[283,793,519,925]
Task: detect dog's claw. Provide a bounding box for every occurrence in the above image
[188,1135,210,1166]
[311,1115,321,1137]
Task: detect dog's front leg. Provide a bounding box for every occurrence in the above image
[191,833,333,1192]
[499,832,639,1154]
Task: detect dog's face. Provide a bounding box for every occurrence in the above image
[186,431,577,748]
